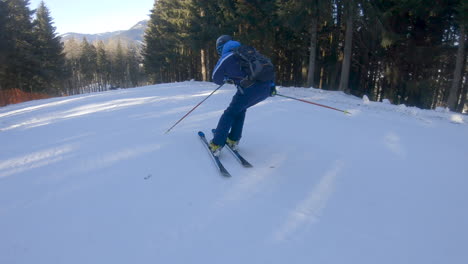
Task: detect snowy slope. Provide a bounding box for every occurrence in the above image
[1,81,467,264]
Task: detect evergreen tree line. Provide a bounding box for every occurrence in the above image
[143,0,468,112]
[0,0,146,99]
[0,0,64,94]
[63,38,146,95]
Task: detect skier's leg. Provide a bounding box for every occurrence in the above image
[213,92,248,146]
[213,82,270,146]
[228,109,246,141]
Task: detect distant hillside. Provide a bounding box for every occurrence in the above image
[60,20,148,46]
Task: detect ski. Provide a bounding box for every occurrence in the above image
[212,129,253,168]
[198,131,231,177]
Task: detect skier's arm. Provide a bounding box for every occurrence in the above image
[212,54,232,85]
[212,54,245,85]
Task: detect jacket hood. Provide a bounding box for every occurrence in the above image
[221,40,241,57]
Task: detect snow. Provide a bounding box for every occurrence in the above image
[451,114,464,124]
[362,94,370,105]
[1,81,467,264]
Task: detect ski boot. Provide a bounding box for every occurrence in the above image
[226,138,239,151]
[209,141,223,156]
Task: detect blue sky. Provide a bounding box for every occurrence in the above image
[29,0,154,34]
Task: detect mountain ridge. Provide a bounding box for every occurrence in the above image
[60,20,148,45]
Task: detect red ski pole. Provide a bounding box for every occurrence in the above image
[276,93,351,115]
[164,83,225,134]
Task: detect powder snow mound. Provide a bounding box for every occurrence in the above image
[362,95,370,104]
[450,114,464,124]
[1,81,467,264]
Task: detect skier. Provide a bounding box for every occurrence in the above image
[209,35,276,156]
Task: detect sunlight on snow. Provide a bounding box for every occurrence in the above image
[0,97,161,131]
[0,145,75,179]
[0,96,90,119]
[75,143,162,173]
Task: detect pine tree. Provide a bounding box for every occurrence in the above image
[270,1,302,86]
[1,0,37,92]
[63,38,81,94]
[95,41,110,90]
[447,24,466,111]
[0,0,11,88]
[275,0,330,87]
[79,38,97,92]
[458,0,468,112]
[111,40,126,88]
[338,0,355,92]
[144,0,238,83]
[234,0,276,49]
[143,0,172,83]
[447,1,468,111]
[127,45,142,87]
[188,0,221,81]
[140,0,465,110]
[189,0,241,81]
[306,0,319,88]
[32,1,65,94]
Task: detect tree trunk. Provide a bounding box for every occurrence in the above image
[306,2,318,88]
[201,48,207,81]
[457,63,467,112]
[447,24,466,111]
[339,1,354,92]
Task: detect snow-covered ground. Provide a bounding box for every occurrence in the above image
[1,81,467,264]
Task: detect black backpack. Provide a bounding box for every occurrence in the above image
[232,45,275,88]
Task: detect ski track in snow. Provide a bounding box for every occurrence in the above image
[216,152,288,205]
[273,160,344,242]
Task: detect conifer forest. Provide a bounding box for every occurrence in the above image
[1,0,467,112]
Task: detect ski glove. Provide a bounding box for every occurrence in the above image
[224,78,234,84]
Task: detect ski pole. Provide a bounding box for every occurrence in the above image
[164,83,225,134]
[276,93,351,115]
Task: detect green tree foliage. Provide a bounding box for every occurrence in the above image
[62,37,145,95]
[338,0,355,92]
[1,0,37,92]
[127,45,143,87]
[79,38,97,90]
[449,1,468,111]
[1,0,466,111]
[32,1,65,94]
[142,0,467,112]
[0,0,145,99]
[370,0,460,107]
[95,41,111,88]
[188,0,237,80]
[143,0,191,83]
[0,0,11,84]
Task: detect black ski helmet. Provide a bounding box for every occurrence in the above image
[216,35,232,55]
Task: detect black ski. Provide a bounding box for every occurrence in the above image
[212,129,253,168]
[198,131,231,177]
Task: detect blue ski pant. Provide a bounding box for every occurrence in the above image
[212,82,270,146]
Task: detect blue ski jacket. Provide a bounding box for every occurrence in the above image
[212,40,275,90]
[211,40,246,86]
